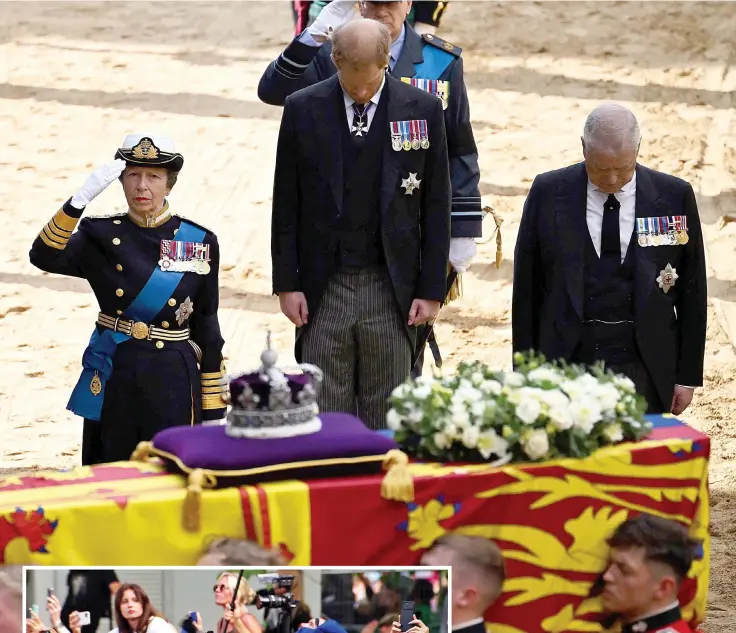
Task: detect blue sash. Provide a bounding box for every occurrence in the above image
[413,44,455,80]
[67,220,206,421]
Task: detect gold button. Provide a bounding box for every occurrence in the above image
[162,321,170,328]
[156,341,164,349]
[113,220,121,225]
[112,238,121,245]
[116,288,124,297]
[116,310,123,315]
[116,264,123,272]
[168,298,176,307]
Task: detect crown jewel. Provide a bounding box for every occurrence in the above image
[226,332,324,439]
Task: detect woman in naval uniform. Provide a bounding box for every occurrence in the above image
[30,133,227,465]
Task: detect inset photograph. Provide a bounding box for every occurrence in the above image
[24,567,449,633]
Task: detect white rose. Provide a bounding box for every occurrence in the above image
[434,431,451,450]
[569,398,602,434]
[527,367,562,386]
[547,406,573,430]
[538,389,570,410]
[575,373,599,391]
[408,409,424,424]
[470,400,487,418]
[450,405,470,428]
[470,371,484,386]
[596,383,621,411]
[386,408,402,431]
[480,379,502,396]
[504,371,526,388]
[462,425,480,449]
[515,398,542,425]
[613,375,636,393]
[391,383,410,399]
[603,423,624,443]
[506,388,523,405]
[444,423,459,438]
[477,428,509,460]
[560,380,584,401]
[522,429,550,460]
[413,384,432,400]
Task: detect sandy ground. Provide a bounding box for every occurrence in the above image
[0,0,734,626]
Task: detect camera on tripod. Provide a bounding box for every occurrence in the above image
[255,574,299,611]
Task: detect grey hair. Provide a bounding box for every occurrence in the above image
[332,19,391,68]
[583,103,641,152]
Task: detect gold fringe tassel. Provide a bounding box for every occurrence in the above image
[183,469,217,533]
[381,449,415,503]
[446,264,462,304]
[130,441,153,463]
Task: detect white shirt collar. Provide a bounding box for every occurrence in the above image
[587,169,637,195]
[390,24,406,63]
[452,618,485,632]
[342,73,386,110]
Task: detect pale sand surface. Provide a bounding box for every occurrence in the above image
[0,0,734,627]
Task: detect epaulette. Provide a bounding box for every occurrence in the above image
[422,33,462,56]
[176,214,215,235]
[86,212,128,220]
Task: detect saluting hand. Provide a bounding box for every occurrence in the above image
[671,385,694,416]
[279,291,310,327]
[71,158,127,209]
[408,299,440,326]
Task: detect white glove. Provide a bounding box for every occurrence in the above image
[449,238,477,273]
[307,0,358,40]
[70,159,127,209]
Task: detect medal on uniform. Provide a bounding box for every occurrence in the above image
[419,119,430,149]
[401,121,412,151]
[645,217,655,246]
[436,80,449,110]
[637,218,648,247]
[90,370,102,396]
[656,263,678,294]
[410,120,421,150]
[175,296,195,325]
[159,239,211,273]
[391,122,403,152]
[677,215,689,244]
[401,172,421,195]
[666,217,678,245]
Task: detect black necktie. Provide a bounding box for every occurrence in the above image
[601,193,621,260]
[350,102,373,139]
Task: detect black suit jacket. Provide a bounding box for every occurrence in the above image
[259,23,481,238]
[271,74,451,353]
[512,162,707,405]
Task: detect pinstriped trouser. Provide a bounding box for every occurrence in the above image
[301,266,412,430]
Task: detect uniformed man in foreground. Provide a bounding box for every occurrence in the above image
[29,134,227,464]
[601,514,700,633]
[259,0,482,377]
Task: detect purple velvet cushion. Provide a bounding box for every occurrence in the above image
[151,412,398,485]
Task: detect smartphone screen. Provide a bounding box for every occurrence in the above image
[47,588,55,598]
[400,601,415,632]
[78,611,91,626]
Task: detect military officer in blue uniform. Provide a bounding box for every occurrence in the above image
[259,0,481,376]
[29,134,227,465]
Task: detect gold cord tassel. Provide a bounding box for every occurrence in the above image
[183,469,216,533]
[490,208,504,269]
[130,441,153,463]
[381,449,415,503]
[446,263,462,304]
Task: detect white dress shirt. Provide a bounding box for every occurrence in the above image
[341,74,385,132]
[586,171,636,263]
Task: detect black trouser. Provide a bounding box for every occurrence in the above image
[82,419,106,466]
[573,321,665,414]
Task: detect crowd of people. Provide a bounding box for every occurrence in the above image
[6,514,701,633]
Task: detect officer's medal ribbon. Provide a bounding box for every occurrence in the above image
[158,239,211,274]
[676,215,689,244]
[390,122,403,152]
[637,218,648,247]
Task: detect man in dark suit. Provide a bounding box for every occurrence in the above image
[260,0,481,376]
[513,103,707,415]
[271,19,451,429]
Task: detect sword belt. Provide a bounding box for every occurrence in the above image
[97,312,190,341]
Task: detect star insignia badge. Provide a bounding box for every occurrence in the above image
[351,120,368,136]
[401,173,421,195]
[175,296,194,325]
[656,263,678,294]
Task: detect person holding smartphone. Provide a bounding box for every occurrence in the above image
[25,593,84,633]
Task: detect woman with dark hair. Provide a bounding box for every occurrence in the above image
[111,584,172,633]
[29,133,227,465]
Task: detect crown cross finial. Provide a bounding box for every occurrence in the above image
[260,330,278,370]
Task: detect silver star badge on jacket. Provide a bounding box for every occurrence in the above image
[401,172,421,195]
[656,263,678,294]
[175,296,194,325]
